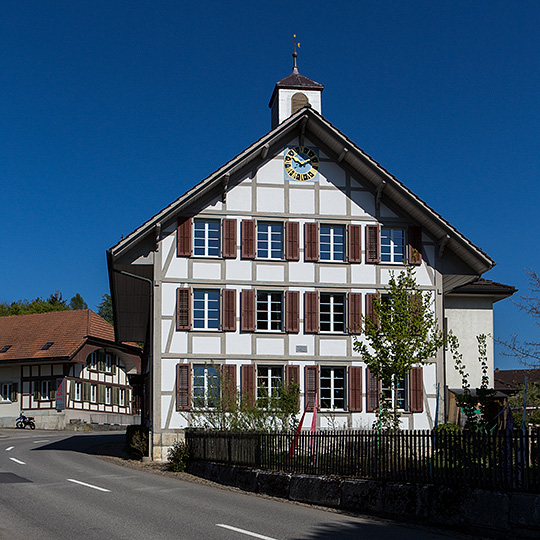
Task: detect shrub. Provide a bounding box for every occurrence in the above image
[125,425,149,458]
[167,440,191,472]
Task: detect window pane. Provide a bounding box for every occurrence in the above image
[194,220,220,257]
[257,223,283,259]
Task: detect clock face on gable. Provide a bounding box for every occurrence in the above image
[283,146,319,182]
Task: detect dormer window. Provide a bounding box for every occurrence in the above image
[41,342,54,351]
[0,345,11,353]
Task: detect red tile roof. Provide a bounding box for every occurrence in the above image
[0,310,119,362]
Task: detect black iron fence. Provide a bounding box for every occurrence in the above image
[185,428,540,492]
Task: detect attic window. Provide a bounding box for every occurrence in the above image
[0,345,11,353]
[41,342,54,351]
[291,92,309,114]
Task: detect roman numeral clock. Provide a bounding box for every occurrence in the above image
[284,146,319,181]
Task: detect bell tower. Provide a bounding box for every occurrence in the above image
[269,50,324,129]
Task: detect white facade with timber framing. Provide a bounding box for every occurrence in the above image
[108,59,513,460]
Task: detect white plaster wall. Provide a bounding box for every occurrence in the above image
[192,262,221,280]
[170,331,188,355]
[226,185,252,212]
[319,266,347,284]
[226,260,252,281]
[319,162,346,187]
[445,296,494,388]
[226,334,252,355]
[288,334,315,355]
[319,189,348,215]
[162,282,178,317]
[274,89,322,124]
[166,256,189,280]
[351,264,376,285]
[289,262,315,283]
[350,191,375,217]
[257,265,284,282]
[256,338,284,356]
[257,187,284,213]
[319,339,348,356]
[290,188,315,214]
[257,158,283,184]
[192,336,221,355]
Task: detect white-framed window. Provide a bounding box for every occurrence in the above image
[193,290,220,330]
[320,225,345,262]
[320,367,346,410]
[74,382,82,401]
[105,354,113,373]
[193,365,220,408]
[320,293,346,333]
[382,375,408,410]
[193,219,220,257]
[41,380,51,401]
[105,386,112,405]
[90,384,97,404]
[1,383,13,402]
[256,366,283,402]
[119,388,126,407]
[257,222,283,259]
[381,228,405,263]
[256,292,283,332]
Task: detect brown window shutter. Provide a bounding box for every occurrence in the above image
[286,365,300,408]
[285,291,300,333]
[285,221,300,261]
[305,365,318,412]
[241,364,256,406]
[176,363,191,411]
[348,366,363,412]
[240,289,256,332]
[222,364,237,411]
[176,288,192,330]
[408,226,422,265]
[365,293,379,329]
[366,369,380,412]
[304,291,319,334]
[222,289,236,332]
[365,224,380,263]
[286,365,300,386]
[410,367,424,412]
[222,219,237,258]
[348,292,362,334]
[177,217,192,257]
[304,222,319,261]
[348,224,362,263]
[241,219,256,259]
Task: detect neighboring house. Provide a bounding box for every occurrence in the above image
[0,310,141,429]
[494,368,540,395]
[107,58,514,460]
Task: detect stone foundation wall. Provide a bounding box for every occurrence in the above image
[151,430,185,462]
[187,461,540,539]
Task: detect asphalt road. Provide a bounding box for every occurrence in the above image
[0,429,469,540]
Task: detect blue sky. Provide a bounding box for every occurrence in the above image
[1,1,539,370]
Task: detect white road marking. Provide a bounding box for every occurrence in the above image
[67,479,110,492]
[216,524,277,540]
[9,457,26,465]
[33,440,50,443]
[5,446,14,451]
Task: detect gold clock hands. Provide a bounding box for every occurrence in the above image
[292,154,309,165]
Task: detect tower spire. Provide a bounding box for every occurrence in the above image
[292,34,300,74]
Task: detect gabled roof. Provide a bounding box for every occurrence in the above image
[0,310,139,363]
[108,106,495,277]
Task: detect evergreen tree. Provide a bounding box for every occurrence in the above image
[69,293,88,310]
[97,293,114,325]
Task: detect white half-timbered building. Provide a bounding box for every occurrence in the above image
[0,310,141,429]
[108,58,513,460]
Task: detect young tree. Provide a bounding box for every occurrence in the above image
[353,263,445,431]
[499,269,540,367]
[69,293,88,310]
[448,333,496,431]
[97,293,113,325]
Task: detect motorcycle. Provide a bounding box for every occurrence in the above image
[15,412,36,430]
